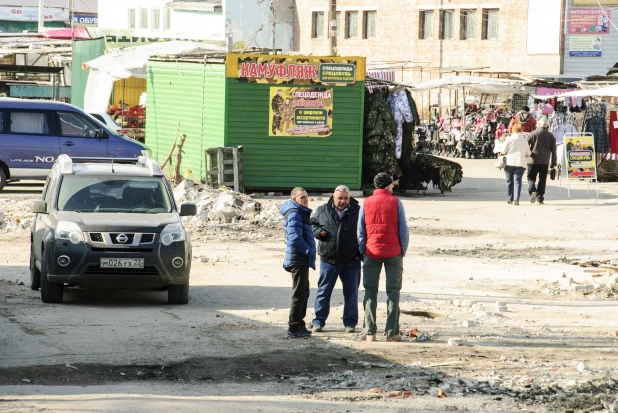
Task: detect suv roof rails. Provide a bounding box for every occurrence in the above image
[57,155,163,176]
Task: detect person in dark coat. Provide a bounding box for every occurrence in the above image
[527,117,557,204]
[310,185,362,333]
[280,187,316,339]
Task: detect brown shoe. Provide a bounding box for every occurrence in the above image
[386,336,403,342]
[365,333,377,341]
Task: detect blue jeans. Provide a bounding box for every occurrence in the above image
[312,259,361,328]
[505,166,525,201]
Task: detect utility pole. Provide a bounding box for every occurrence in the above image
[71,0,75,40]
[38,0,44,33]
[328,0,337,56]
[270,0,276,52]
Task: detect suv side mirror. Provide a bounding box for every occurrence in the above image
[179,203,197,217]
[96,129,108,138]
[31,200,47,214]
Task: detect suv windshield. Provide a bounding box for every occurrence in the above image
[57,176,172,213]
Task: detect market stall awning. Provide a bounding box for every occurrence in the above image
[82,41,224,112]
[411,75,534,94]
[533,84,618,98]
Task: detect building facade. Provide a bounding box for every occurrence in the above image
[0,0,97,32]
[294,0,566,84]
[96,0,294,52]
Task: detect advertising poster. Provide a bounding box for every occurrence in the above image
[227,54,363,86]
[569,36,602,57]
[269,87,333,137]
[568,8,610,34]
[565,136,596,178]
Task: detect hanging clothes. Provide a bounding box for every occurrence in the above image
[584,102,609,153]
[387,88,414,159]
[610,111,618,153]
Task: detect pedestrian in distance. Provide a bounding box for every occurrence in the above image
[501,124,532,206]
[310,185,362,333]
[357,173,409,342]
[508,106,537,133]
[527,117,557,205]
[280,187,316,339]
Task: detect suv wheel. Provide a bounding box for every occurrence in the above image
[168,284,189,305]
[30,244,41,291]
[0,168,6,191]
[40,254,64,303]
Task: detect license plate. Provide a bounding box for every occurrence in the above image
[100,258,144,268]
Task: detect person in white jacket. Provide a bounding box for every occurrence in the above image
[502,124,532,205]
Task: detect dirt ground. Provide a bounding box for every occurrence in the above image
[1,158,618,413]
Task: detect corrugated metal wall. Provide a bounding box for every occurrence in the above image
[225,79,365,190]
[70,38,105,109]
[112,77,147,108]
[146,61,226,180]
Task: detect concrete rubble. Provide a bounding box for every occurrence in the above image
[0,199,34,233]
[174,180,283,229]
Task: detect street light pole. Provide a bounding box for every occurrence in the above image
[71,0,75,40]
[38,0,44,33]
[328,0,337,56]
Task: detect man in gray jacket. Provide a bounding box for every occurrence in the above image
[527,117,557,205]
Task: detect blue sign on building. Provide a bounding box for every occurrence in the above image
[73,14,97,25]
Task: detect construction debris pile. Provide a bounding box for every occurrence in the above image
[0,199,34,233]
[174,180,284,239]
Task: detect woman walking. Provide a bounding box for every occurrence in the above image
[502,124,531,205]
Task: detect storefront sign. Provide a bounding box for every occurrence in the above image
[0,6,68,22]
[569,36,602,56]
[228,54,364,86]
[269,87,333,137]
[73,14,98,26]
[568,8,610,34]
[565,136,596,178]
[573,0,618,4]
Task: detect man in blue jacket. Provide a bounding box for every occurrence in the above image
[310,185,361,333]
[280,187,316,339]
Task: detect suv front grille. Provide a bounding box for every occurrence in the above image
[111,233,135,244]
[87,233,156,246]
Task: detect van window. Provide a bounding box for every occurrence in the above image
[10,112,49,134]
[58,111,102,138]
[90,114,104,123]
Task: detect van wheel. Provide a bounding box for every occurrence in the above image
[0,169,6,191]
[168,284,189,305]
[30,244,41,291]
[40,254,63,303]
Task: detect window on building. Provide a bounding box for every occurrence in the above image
[312,12,324,38]
[346,11,358,38]
[460,9,476,39]
[152,8,161,30]
[482,9,499,40]
[336,11,341,38]
[363,11,376,39]
[140,8,148,29]
[128,8,136,29]
[419,10,433,39]
[164,8,171,30]
[439,10,454,40]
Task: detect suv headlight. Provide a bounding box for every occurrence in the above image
[55,221,84,244]
[160,223,186,246]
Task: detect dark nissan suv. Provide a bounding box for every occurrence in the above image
[29,155,196,304]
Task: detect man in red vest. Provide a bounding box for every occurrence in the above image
[357,173,409,342]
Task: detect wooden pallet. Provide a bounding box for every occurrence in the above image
[205,146,244,193]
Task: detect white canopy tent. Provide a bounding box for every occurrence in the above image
[532,83,618,99]
[412,76,535,95]
[83,41,224,113]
